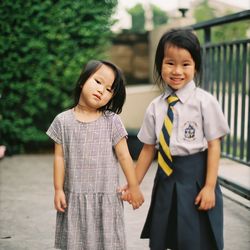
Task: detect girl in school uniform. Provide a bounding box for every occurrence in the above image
[122,29,229,250]
[47,60,144,250]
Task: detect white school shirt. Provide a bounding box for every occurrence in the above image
[138,80,230,156]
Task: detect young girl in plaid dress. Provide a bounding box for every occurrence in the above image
[47,60,144,250]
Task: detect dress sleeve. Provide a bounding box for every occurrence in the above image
[202,94,230,141]
[46,114,63,144]
[112,114,128,146]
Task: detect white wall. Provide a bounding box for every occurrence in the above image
[120,85,160,130]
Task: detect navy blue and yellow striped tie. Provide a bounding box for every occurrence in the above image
[158,94,179,176]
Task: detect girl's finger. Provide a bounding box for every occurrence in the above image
[195,194,201,205]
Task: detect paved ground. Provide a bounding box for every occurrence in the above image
[0,154,249,250]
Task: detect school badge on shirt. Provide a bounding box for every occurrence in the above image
[183,121,197,141]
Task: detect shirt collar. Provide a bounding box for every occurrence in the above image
[161,80,196,103]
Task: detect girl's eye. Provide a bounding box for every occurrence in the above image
[95,79,101,84]
[167,62,174,65]
[183,63,190,66]
[106,88,112,93]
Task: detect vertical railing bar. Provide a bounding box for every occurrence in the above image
[216,46,221,95]
[222,45,227,113]
[247,43,250,163]
[221,45,227,153]
[233,44,240,158]
[204,27,211,44]
[204,47,210,91]
[226,44,233,156]
[211,47,215,95]
[208,47,213,93]
[240,43,247,160]
[201,47,205,89]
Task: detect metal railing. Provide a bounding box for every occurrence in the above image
[188,10,250,166]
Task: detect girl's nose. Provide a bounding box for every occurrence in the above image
[173,66,182,74]
[97,85,104,94]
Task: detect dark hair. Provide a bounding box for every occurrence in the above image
[154,28,202,89]
[74,60,126,114]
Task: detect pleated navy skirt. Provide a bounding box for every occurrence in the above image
[141,151,223,250]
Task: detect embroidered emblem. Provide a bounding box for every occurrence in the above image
[183,121,197,141]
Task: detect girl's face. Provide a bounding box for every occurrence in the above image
[80,64,115,110]
[161,45,196,90]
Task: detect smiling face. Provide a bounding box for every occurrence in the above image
[79,64,115,111]
[161,45,196,90]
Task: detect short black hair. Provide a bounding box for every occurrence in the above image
[74,60,126,114]
[154,28,202,89]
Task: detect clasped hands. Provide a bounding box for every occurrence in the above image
[118,184,144,210]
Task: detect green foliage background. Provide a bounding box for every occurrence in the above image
[127,3,168,32]
[0,0,118,154]
[152,5,168,28]
[127,4,145,32]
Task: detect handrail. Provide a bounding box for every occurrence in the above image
[188,10,250,43]
[190,10,250,30]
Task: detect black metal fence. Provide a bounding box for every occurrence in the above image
[188,10,250,166]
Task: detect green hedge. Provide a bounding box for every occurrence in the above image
[0,0,118,154]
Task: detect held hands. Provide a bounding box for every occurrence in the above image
[119,184,144,210]
[54,189,67,212]
[195,185,215,210]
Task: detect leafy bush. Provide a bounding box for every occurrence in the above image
[0,0,118,154]
[127,3,168,32]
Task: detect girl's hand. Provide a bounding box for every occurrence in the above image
[118,184,131,202]
[54,189,67,212]
[128,186,144,210]
[195,186,215,210]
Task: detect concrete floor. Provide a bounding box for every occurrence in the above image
[0,154,249,250]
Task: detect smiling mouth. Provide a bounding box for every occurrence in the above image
[170,77,183,82]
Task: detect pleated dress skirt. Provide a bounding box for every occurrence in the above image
[141,151,223,250]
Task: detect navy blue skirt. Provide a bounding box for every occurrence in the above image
[141,151,223,250]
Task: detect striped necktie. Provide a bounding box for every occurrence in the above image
[158,94,179,176]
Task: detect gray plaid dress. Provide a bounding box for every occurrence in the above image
[46,109,127,250]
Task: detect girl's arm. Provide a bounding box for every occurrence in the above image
[195,138,221,210]
[53,143,67,212]
[115,137,144,209]
[120,143,156,202]
[135,143,156,184]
